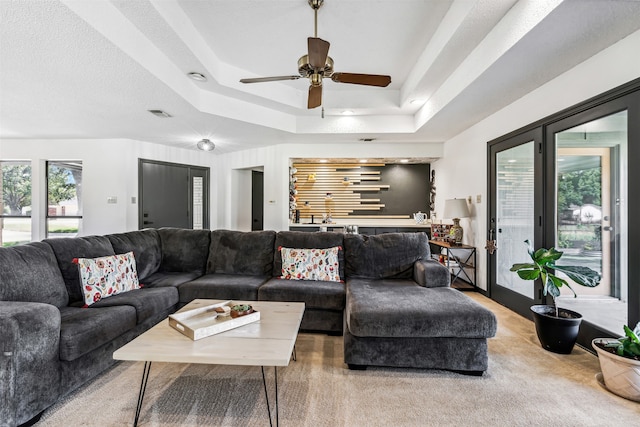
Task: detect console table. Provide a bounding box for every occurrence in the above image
[429,241,476,290]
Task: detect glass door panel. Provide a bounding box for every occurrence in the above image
[496,142,536,299]
[489,128,543,318]
[554,111,628,334]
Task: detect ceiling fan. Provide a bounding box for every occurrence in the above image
[239,0,391,109]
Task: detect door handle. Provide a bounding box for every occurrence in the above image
[602,226,613,231]
[143,221,154,225]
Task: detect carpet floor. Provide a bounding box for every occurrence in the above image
[35,293,639,426]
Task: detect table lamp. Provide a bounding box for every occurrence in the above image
[443,198,470,244]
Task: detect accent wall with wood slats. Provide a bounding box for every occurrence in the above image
[290,163,430,220]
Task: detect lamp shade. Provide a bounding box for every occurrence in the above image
[443,198,470,219]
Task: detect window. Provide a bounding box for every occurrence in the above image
[46,161,83,238]
[0,161,32,246]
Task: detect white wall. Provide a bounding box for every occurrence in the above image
[0,138,217,238]
[215,142,445,231]
[433,28,640,291]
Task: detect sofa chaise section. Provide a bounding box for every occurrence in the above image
[342,232,497,374]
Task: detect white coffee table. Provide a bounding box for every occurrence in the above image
[113,299,305,427]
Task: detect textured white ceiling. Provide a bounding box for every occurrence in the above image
[1,0,640,154]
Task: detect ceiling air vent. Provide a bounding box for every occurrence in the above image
[148,110,172,118]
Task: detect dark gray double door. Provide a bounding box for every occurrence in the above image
[139,159,209,230]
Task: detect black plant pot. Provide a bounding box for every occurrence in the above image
[530,305,583,354]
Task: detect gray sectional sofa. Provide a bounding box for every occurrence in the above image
[0,228,496,427]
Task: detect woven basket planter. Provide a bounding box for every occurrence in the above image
[592,338,640,402]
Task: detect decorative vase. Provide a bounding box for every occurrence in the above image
[592,338,640,402]
[530,305,582,354]
[449,218,463,244]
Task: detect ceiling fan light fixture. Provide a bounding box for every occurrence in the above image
[341,110,354,115]
[197,139,216,151]
[188,72,207,82]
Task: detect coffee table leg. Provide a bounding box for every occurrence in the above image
[134,361,152,427]
[261,366,279,427]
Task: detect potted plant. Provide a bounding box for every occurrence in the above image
[592,323,640,402]
[510,240,601,354]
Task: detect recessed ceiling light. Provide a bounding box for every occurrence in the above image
[400,159,409,163]
[341,110,354,115]
[188,72,207,82]
[410,99,424,105]
[359,159,368,163]
[197,139,215,151]
[508,159,517,163]
[319,159,328,163]
[148,109,172,118]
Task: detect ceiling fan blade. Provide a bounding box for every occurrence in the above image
[240,76,301,83]
[308,37,330,70]
[330,73,391,87]
[308,85,322,109]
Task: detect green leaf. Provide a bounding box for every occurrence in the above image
[552,265,601,288]
[517,269,540,280]
[524,239,535,259]
[535,247,563,266]
[545,274,561,299]
[624,325,640,343]
[510,263,536,272]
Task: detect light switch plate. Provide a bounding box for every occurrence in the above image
[107,196,117,204]
[476,194,482,203]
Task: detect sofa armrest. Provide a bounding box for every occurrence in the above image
[0,301,61,427]
[413,260,451,288]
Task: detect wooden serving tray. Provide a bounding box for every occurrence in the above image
[168,300,260,340]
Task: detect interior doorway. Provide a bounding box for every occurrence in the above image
[251,171,264,231]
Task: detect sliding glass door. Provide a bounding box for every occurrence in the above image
[488,80,640,348]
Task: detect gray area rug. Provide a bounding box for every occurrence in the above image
[36,294,639,426]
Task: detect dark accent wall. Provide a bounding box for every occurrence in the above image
[354,164,430,216]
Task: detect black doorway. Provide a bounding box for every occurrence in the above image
[251,170,264,231]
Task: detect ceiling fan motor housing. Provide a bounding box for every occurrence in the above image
[298,55,334,78]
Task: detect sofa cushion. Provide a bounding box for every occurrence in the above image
[344,232,430,279]
[345,279,497,339]
[208,230,276,275]
[178,274,270,303]
[259,277,345,310]
[107,229,162,280]
[280,247,341,282]
[44,236,116,304]
[274,231,345,279]
[89,286,178,324]
[0,242,69,308]
[59,305,137,361]
[157,228,211,274]
[77,252,141,306]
